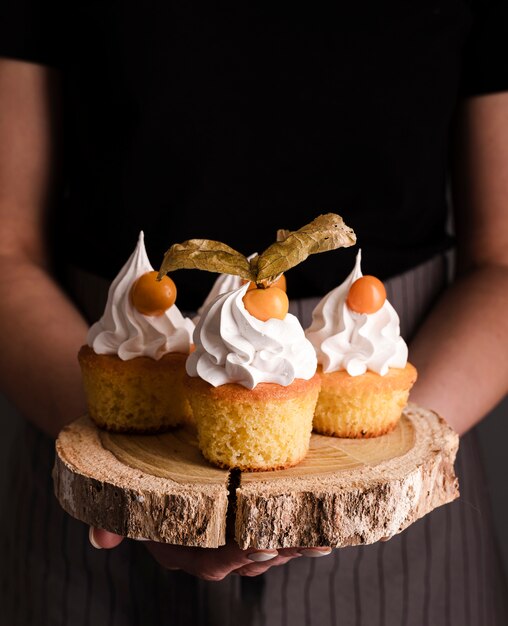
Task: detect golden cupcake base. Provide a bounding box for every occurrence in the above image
[78,345,192,432]
[313,363,418,438]
[184,374,321,471]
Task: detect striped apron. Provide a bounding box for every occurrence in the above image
[1,254,507,626]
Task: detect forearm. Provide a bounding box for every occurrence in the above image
[409,263,508,436]
[0,256,89,437]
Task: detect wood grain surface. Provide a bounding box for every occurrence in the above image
[53,404,459,549]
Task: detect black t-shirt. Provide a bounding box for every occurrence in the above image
[1,0,507,310]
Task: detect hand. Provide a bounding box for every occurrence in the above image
[89,528,332,581]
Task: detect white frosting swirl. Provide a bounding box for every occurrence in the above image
[305,250,408,376]
[87,231,195,360]
[193,253,257,323]
[194,273,243,324]
[187,283,317,389]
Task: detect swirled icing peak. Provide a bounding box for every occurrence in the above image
[87,232,195,360]
[305,250,408,376]
[194,273,243,324]
[194,253,258,323]
[187,283,317,389]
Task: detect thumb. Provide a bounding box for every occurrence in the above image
[89,527,125,549]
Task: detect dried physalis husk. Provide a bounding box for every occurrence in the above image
[276,228,291,242]
[157,213,356,284]
[255,213,356,283]
[158,239,255,282]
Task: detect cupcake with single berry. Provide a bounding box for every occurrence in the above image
[305,250,417,438]
[78,231,195,432]
[185,281,320,470]
[158,214,356,469]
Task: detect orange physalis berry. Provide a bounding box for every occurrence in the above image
[243,286,289,322]
[273,274,287,292]
[346,275,386,314]
[131,271,177,316]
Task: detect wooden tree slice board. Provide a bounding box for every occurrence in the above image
[53,404,459,549]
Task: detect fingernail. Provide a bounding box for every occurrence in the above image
[88,527,102,550]
[298,548,332,558]
[247,550,278,562]
[133,537,151,542]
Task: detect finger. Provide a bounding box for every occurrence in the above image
[275,547,303,558]
[234,553,301,577]
[234,547,332,577]
[89,527,125,550]
[297,547,333,557]
[192,543,279,580]
[147,540,279,581]
[264,547,331,559]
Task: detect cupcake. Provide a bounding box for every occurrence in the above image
[305,250,417,437]
[156,213,356,465]
[185,283,320,471]
[79,232,195,432]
